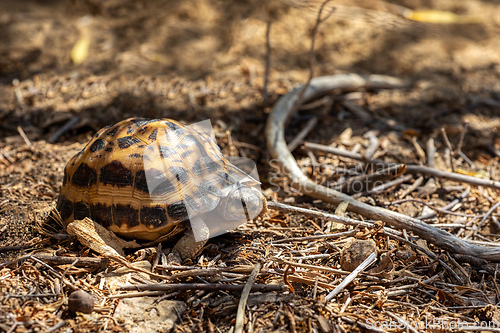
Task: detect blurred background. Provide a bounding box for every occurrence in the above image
[0,0,498,143]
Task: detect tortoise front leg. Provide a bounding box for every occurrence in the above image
[171,230,207,261]
[170,217,210,262]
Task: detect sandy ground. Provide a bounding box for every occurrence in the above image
[1,0,500,332]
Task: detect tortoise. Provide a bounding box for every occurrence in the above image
[57,117,265,259]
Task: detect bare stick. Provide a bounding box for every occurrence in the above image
[267,201,464,282]
[426,138,436,168]
[475,201,500,236]
[152,242,162,274]
[235,262,261,333]
[17,126,33,149]
[352,174,413,199]
[271,257,389,282]
[385,312,419,333]
[168,268,220,280]
[399,176,424,198]
[455,123,469,157]
[334,164,406,195]
[416,187,470,220]
[106,255,176,281]
[341,100,372,122]
[117,282,284,293]
[33,255,111,268]
[441,127,456,172]
[411,136,426,162]
[304,142,500,190]
[265,74,500,261]
[0,254,31,269]
[289,0,334,118]
[108,291,172,299]
[287,274,337,290]
[364,131,379,160]
[325,251,377,301]
[267,201,402,236]
[262,20,272,104]
[287,117,318,152]
[0,245,35,254]
[50,116,81,143]
[0,148,14,165]
[271,229,358,244]
[487,143,500,159]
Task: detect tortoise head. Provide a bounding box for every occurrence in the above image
[219,185,264,221]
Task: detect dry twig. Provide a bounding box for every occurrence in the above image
[17,126,33,149]
[235,262,261,333]
[262,20,272,103]
[265,74,500,261]
[116,282,284,294]
[325,251,377,301]
[33,255,111,267]
[304,142,500,190]
[289,0,334,117]
[287,117,317,152]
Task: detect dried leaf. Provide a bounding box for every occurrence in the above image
[404,10,482,24]
[71,36,90,65]
[436,289,466,306]
[40,296,65,312]
[368,253,395,280]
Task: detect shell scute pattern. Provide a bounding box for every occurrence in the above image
[57,117,255,241]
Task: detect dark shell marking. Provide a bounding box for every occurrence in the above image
[99,160,134,187]
[89,139,106,152]
[56,117,250,241]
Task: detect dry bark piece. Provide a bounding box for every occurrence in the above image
[68,290,94,314]
[66,217,140,258]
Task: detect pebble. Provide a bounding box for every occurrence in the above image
[68,290,94,314]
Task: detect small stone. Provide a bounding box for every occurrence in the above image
[68,290,94,314]
[339,237,377,271]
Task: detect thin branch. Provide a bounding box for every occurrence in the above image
[235,262,261,333]
[441,127,456,172]
[268,201,465,283]
[475,201,500,236]
[116,282,284,293]
[266,201,399,235]
[265,74,500,261]
[364,131,379,160]
[33,255,111,268]
[304,142,500,190]
[399,176,424,199]
[289,0,334,119]
[17,126,33,149]
[287,116,317,152]
[325,251,377,301]
[271,257,389,282]
[262,20,272,104]
[455,123,469,157]
[426,138,436,168]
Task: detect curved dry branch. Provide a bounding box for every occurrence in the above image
[265,74,500,262]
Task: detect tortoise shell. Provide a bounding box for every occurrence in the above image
[57,117,262,241]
